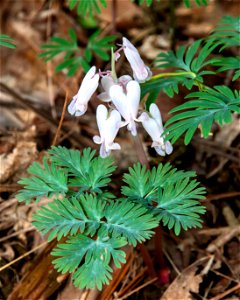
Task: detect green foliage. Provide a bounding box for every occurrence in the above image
[68,0,107,17]
[209,16,240,49]
[142,15,239,145]
[48,146,116,193]
[52,234,126,289]
[84,30,116,62]
[39,29,115,76]
[33,194,158,245]
[38,28,90,75]
[133,0,208,7]
[122,163,206,235]
[17,157,68,204]
[132,0,159,7]
[209,56,240,81]
[17,146,206,290]
[142,40,217,103]
[0,34,16,48]
[154,179,206,235]
[183,0,208,7]
[165,86,240,145]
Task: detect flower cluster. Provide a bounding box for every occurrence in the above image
[68,37,173,158]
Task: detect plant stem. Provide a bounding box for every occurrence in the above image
[111,48,117,81]
[132,133,169,284]
[111,0,117,34]
[132,134,149,167]
[169,0,176,51]
[151,71,196,81]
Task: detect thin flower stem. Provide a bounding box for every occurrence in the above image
[132,133,168,284]
[111,48,117,81]
[131,134,158,278]
[151,71,196,81]
[132,134,149,167]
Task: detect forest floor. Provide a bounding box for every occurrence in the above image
[0,0,239,299]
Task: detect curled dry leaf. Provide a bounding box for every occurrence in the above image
[0,140,37,183]
[161,257,212,300]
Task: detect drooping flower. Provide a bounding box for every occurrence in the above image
[109,80,140,136]
[68,66,99,116]
[138,103,173,156]
[97,74,132,102]
[93,104,121,157]
[122,37,152,83]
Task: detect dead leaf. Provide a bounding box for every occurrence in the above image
[161,257,211,300]
[0,137,37,183]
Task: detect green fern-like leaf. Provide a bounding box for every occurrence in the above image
[155,40,216,81]
[142,40,217,104]
[165,86,240,144]
[183,0,208,7]
[122,162,196,204]
[153,178,206,235]
[131,0,160,7]
[209,56,240,81]
[48,146,96,178]
[84,30,116,62]
[17,157,68,204]
[141,76,186,107]
[51,234,127,290]
[33,194,158,245]
[39,29,78,62]
[0,34,16,49]
[48,146,116,193]
[38,28,90,75]
[209,16,240,49]
[101,199,158,246]
[122,163,205,235]
[32,195,104,241]
[68,0,108,17]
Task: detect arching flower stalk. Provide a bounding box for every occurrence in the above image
[67,37,172,158]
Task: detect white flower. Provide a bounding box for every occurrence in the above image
[97,74,132,102]
[68,66,99,116]
[97,75,115,102]
[109,80,140,136]
[93,105,121,158]
[139,103,173,156]
[122,37,152,83]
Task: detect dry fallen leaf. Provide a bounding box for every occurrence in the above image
[0,136,37,183]
[161,257,211,300]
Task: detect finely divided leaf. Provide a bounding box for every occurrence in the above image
[165,86,240,144]
[17,157,68,204]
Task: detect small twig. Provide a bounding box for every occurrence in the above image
[0,241,49,272]
[168,0,176,51]
[209,282,240,300]
[46,0,57,119]
[0,184,21,193]
[206,226,240,253]
[111,0,117,34]
[120,277,158,300]
[163,248,181,276]
[116,267,147,298]
[0,82,95,148]
[0,227,35,243]
[198,225,240,236]
[52,90,69,146]
[202,192,240,203]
